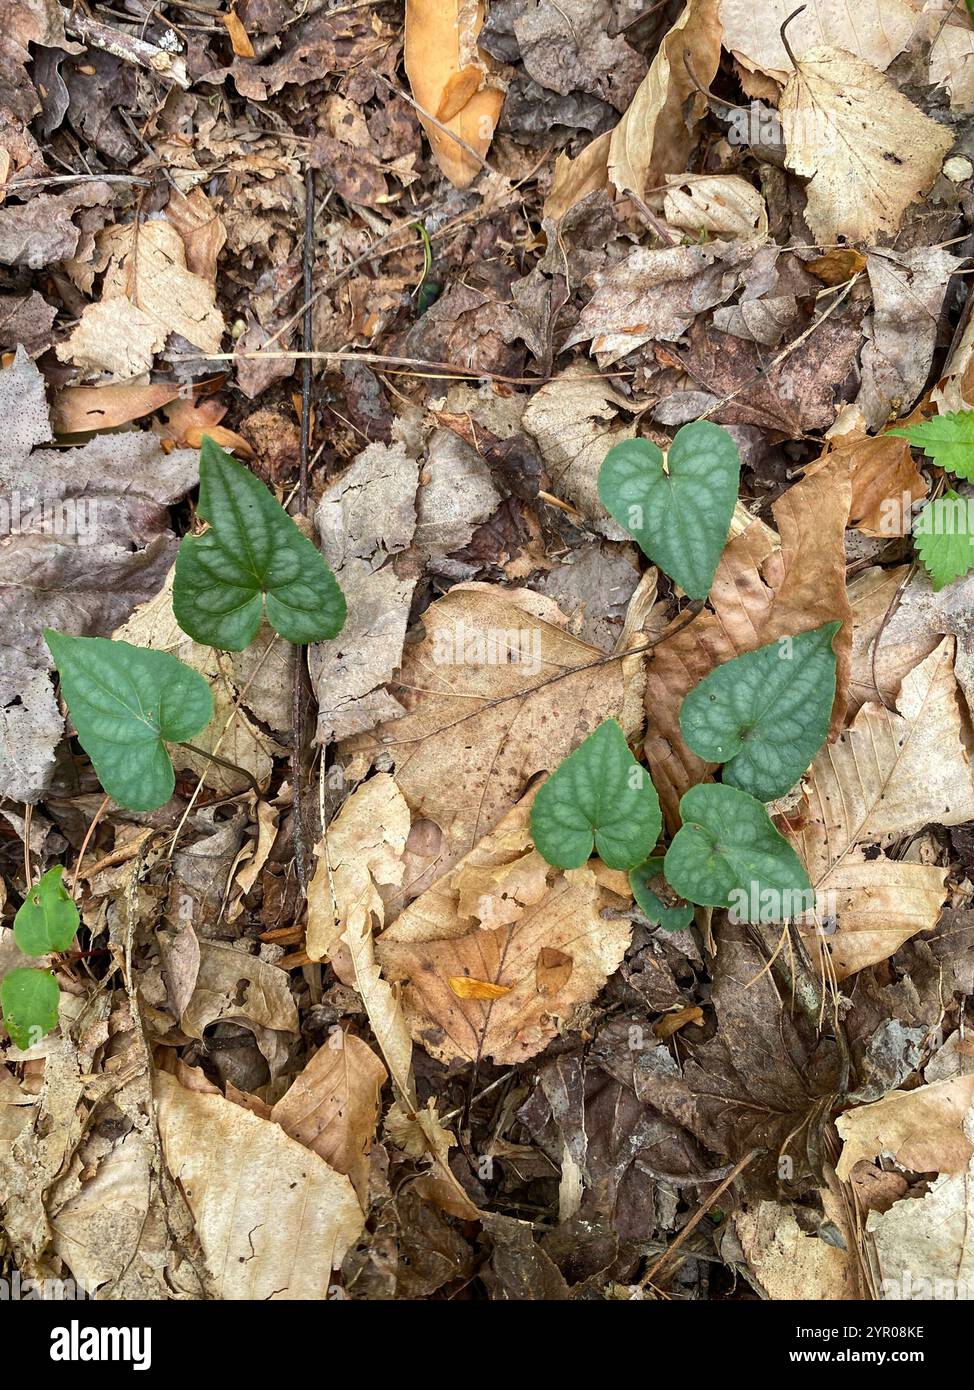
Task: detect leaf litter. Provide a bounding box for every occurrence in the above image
[1,0,974,1307]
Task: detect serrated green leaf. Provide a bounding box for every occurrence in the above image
[663,783,812,922]
[173,436,346,650]
[913,492,974,590]
[530,719,662,871]
[1,967,59,1050]
[629,856,695,933]
[13,866,79,956]
[598,421,740,599]
[679,622,840,801]
[889,411,974,480]
[45,631,213,812]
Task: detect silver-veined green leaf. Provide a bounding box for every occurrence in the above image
[173,436,346,650]
[679,622,840,801]
[13,866,79,955]
[598,421,740,599]
[530,719,662,871]
[1,967,59,1050]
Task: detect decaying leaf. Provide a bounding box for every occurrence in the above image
[837,1074,974,1180]
[342,582,647,890]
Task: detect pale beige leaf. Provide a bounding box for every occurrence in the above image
[720,0,917,83]
[780,48,952,244]
[734,1189,861,1299]
[608,0,721,201]
[804,849,948,983]
[868,1163,974,1298]
[376,796,632,1065]
[271,1033,386,1209]
[154,1071,363,1298]
[522,369,635,529]
[306,771,411,965]
[342,583,646,891]
[836,1074,974,1181]
[59,220,224,380]
[662,174,768,239]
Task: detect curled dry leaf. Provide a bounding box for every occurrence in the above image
[154,1071,363,1298]
[376,795,632,1066]
[662,174,769,240]
[342,582,647,892]
[404,0,504,188]
[544,0,720,217]
[808,415,926,537]
[780,48,952,245]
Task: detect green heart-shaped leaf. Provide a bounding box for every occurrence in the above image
[173,436,347,650]
[679,622,841,801]
[663,783,812,922]
[530,719,662,870]
[13,866,79,956]
[45,631,214,812]
[1,967,59,1050]
[598,421,740,599]
[629,856,695,933]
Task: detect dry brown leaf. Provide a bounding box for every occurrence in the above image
[780,48,952,244]
[271,1033,386,1209]
[836,1074,974,1181]
[448,976,512,1000]
[58,220,225,380]
[867,1162,974,1298]
[376,795,632,1065]
[164,188,226,284]
[644,455,852,824]
[734,1188,861,1299]
[789,638,974,883]
[404,0,503,188]
[807,422,926,537]
[786,638,974,977]
[544,130,611,222]
[608,0,721,203]
[154,1071,363,1298]
[719,0,918,84]
[51,382,181,435]
[222,8,255,60]
[342,582,646,891]
[522,369,635,530]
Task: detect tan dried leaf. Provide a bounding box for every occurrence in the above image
[271,1033,386,1209]
[59,220,225,379]
[780,48,952,244]
[376,796,632,1065]
[836,1074,974,1181]
[608,0,721,202]
[342,583,647,890]
[404,0,504,188]
[154,1071,363,1298]
[662,174,768,240]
